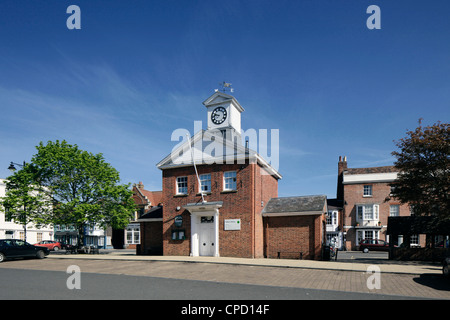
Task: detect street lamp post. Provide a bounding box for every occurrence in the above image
[8,161,26,172]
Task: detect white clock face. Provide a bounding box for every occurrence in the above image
[211,106,227,125]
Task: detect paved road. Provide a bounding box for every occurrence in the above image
[0,267,407,300]
[0,257,448,300]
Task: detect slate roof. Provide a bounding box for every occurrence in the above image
[262,195,327,215]
[327,198,343,210]
[138,205,163,220]
[344,166,397,175]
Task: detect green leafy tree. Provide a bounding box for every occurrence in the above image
[0,164,52,242]
[390,121,450,234]
[2,140,136,247]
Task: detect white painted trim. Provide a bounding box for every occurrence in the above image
[343,172,398,184]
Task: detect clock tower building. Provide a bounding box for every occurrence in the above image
[149,90,282,259]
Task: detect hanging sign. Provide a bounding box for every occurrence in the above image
[174,215,183,227]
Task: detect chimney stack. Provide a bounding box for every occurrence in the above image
[337,156,347,201]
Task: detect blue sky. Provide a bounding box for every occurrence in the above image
[0,0,449,198]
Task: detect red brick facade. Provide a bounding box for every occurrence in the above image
[264,215,325,260]
[338,157,412,250]
[161,161,278,258]
[139,220,163,255]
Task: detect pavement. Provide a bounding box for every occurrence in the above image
[48,249,444,275]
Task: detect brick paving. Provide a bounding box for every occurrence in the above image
[0,257,448,299]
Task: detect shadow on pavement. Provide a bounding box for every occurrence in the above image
[413,273,450,292]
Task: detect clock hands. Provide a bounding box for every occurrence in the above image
[211,106,227,124]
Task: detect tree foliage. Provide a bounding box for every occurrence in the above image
[390,121,450,230]
[0,164,52,241]
[1,140,136,245]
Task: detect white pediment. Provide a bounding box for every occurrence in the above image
[202,92,244,112]
[156,129,282,179]
[156,130,254,169]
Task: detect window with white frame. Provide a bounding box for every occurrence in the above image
[356,204,379,221]
[223,171,237,191]
[176,176,188,195]
[326,211,338,225]
[390,205,399,217]
[357,230,380,245]
[410,234,419,246]
[199,174,211,193]
[363,185,372,197]
[126,225,140,245]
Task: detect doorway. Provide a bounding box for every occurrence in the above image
[199,216,215,256]
[183,201,222,257]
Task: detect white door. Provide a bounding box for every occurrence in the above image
[199,216,215,256]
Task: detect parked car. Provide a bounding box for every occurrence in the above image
[443,257,450,279]
[360,239,395,253]
[0,239,50,263]
[34,240,62,251]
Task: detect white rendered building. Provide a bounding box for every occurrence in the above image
[0,178,54,244]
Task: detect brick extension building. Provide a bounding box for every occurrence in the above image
[138,91,328,259]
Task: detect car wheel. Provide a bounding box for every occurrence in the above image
[363,247,369,253]
[53,246,60,251]
[36,250,46,259]
[0,253,5,263]
[443,263,449,278]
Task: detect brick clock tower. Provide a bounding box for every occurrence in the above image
[156,90,281,258]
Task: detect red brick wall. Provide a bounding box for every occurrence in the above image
[161,161,278,258]
[139,221,163,255]
[263,215,324,260]
[344,182,410,250]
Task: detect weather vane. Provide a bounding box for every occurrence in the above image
[215,81,234,94]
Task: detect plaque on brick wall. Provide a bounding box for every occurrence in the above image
[224,219,241,231]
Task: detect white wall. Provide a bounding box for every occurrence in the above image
[0,178,54,243]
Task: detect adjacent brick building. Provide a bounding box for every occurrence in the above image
[337,156,413,250]
[262,195,327,260]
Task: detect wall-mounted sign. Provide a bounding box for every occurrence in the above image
[224,219,241,231]
[174,215,183,228]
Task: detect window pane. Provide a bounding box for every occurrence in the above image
[364,231,373,240]
[177,176,188,194]
[199,174,211,192]
[364,205,373,220]
[224,171,236,190]
[363,185,372,196]
[390,205,399,217]
[357,206,363,220]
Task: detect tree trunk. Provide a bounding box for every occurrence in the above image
[77,225,85,247]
